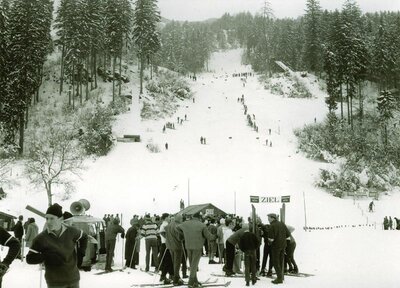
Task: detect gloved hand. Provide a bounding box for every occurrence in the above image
[0,262,9,277]
[42,251,65,266]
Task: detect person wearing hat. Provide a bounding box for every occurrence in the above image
[26,203,88,288]
[0,226,21,288]
[267,213,291,285]
[177,212,216,288]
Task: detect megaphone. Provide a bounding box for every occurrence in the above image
[70,199,91,215]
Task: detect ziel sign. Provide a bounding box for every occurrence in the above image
[250,195,291,203]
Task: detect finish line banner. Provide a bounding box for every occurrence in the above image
[250,195,290,203]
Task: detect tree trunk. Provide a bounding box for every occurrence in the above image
[346,81,350,125]
[140,55,144,94]
[94,52,98,89]
[60,43,65,95]
[358,81,363,125]
[340,83,343,120]
[46,182,52,206]
[119,54,122,97]
[86,56,89,101]
[112,55,116,102]
[72,62,75,109]
[18,112,24,155]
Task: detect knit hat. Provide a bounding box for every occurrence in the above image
[46,203,63,218]
[267,213,278,220]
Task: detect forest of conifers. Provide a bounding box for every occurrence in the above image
[1,0,400,155]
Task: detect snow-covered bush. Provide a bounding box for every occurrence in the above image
[296,112,400,197]
[141,70,191,120]
[108,95,129,115]
[78,105,114,156]
[145,140,160,153]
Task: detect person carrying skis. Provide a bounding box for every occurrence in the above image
[26,203,88,288]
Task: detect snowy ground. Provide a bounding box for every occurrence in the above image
[2,49,400,288]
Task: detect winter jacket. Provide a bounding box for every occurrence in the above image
[239,231,260,252]
[0,227,20,266]
[177,218,216,250]
[105,223,125,241]
[25,222,39,248]
[141,220,158,240]
[268,220,291,250]
[13,220,24,239]
[165,221,183,251]
[227,227,248,246]
[26,225,88,286]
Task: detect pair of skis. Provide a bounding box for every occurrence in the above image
[132,278,231,288]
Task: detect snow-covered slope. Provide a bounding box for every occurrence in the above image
[2,49,400,288]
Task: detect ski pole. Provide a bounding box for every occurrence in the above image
[152,246,167,284]
[129,238,138,268]
[39,264,43,288]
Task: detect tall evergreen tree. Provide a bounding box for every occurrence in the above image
[5,0,53,153]
[132,0,161,94]
[303,0,322,73]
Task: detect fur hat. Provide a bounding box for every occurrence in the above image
[46,203,63,218]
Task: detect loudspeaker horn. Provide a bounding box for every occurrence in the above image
[70,199,90,215]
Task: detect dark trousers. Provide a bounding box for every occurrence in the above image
[217,243,225,263]
[170,249,183,282]
[225,240,235,271]
[244,250,257,283]
[271,248,285,281]
[47,281,80,288]
[187,249,202,286]
[284,241,298,272]
[145,238,159,270]
[105,239,116,270]
[261,243,273,272]
[159,243,174,277]
[181,248,188,276]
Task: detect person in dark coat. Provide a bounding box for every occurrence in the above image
[177,212,216,288]
[224,223,248,276]
[105,218,125,272]
[26,203,88,288]
[13,215,24,259]
[125,219,140,268]
[260,224,273,277]
[165,214,185,286]
[267,213,291,284]
[238,224,260,286]
[0,226,21,288]
[284,226,298,274]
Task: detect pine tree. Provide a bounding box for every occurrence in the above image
[132,0,161,94]
[6,0,53,153]
[377,90,395,146]
[303,0,322,73]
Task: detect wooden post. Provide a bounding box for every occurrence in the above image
[280,203,286,223]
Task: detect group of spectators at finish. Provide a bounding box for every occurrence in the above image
[116,211,298,287]
[0,204,298,288]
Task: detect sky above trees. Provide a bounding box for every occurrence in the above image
[158,0,400,21]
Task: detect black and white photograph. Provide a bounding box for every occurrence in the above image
[1,0,400,287]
